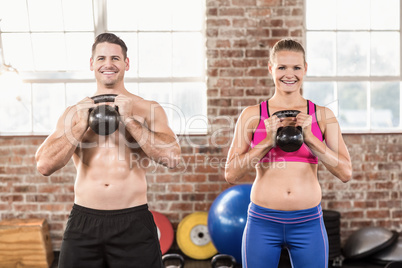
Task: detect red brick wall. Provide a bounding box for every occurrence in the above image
[0,0,401,252]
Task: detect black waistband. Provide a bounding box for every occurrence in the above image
[72,203,149,217]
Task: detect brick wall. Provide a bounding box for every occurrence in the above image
[0,0,401,252]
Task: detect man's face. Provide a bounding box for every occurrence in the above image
[90,42,129,88]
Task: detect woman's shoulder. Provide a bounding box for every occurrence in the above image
[240,102,262,119]
[313,103,336,122]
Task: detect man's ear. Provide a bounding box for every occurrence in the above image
[125,57,130,71]
[90,58,94,71]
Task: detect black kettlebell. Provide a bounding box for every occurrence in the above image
[211,254,237,268]
[162,253,185,268]
[89,94,119,136]
[273,110,303,152]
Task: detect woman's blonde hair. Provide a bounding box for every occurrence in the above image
[269,39,306,65]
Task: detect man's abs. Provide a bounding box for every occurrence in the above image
[74,167,148,210]
[72,136,149,210]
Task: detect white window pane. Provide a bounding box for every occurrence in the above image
[306,32,335,76]
[32,83,65,133]
[107,0,139,31]
[0,0,30,31]
[2,33,34,71]
[114,32,138,78]
[338,82,368,129]
[28,0,64,31]
[371,82,400,128]
[125,83,139,95]
[62,0,94,31]
[173,33,204,77]
[138,83,171,103]
[32,33,67,71]
[0,76,31,133]
[303,82,335,107]
[172,0,204,31]
[138,33,172,77]
[172,82,207,134]
[337,32,369,76]
[371,32,400,76]
[371,0,399,30]
[138,0,172,31]
[337,0,369,30]
[66,33,94,71]
[305,0,336,30]
[65,83,97,106]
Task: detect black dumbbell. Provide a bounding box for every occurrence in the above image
[89,94,119,136]
[272,110,303,152]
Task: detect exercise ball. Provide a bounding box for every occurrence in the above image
[208,184,252,263]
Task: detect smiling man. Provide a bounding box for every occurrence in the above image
[35,33,181,268]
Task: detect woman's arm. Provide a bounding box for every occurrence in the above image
[301,107,352,183]
[225,105,279,184]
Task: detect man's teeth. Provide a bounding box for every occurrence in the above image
[103,71,115,74]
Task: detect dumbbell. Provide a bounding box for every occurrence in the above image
[211,254,237,268]
[272,110,303,152]
[162,253,185,268]
[89,94,119,136]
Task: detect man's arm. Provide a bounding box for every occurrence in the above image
[35,98,94,176]
[120,98,181,169]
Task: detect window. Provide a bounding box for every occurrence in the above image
[304,0,401,132]
[0,0,206,135]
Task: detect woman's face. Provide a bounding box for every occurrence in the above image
[268,50,307,94]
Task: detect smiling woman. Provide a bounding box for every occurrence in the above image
[225,39,352,268]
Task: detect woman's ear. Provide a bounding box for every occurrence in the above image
[268,62,273,74]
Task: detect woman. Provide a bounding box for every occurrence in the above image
[225,39,352,267]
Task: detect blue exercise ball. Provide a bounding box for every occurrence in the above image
[208,184,252,263]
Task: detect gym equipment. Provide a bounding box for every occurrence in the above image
[211,254,237,268]
[176,212,217,260]
[0,218,54,267]
[150,211,174,255]
[343,227,399,260]
[384,261,402,268]
[208,184,252,263]
[89,94,119,135]
[162,253,185,268]
[372,233,402,264]
[272,110,303,152]
[323,210,342,266]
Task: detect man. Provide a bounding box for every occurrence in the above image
[35,33,181,268]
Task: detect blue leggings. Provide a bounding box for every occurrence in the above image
[242,203,328,268]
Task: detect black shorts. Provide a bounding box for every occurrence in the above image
[58,204,163,268]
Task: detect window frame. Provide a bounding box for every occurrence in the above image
[303,0,402,134]
[0,0,207,136]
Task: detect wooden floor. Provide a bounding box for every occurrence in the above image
[51,251,387,268]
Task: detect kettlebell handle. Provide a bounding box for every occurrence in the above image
[91,94,117,104]
[272,110,300,118]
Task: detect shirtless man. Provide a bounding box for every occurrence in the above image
[35,33,181,268]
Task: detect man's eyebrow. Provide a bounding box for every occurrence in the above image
[96,55,121,58]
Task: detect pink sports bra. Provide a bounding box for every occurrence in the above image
[251,100,324,164]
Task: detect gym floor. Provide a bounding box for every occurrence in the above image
[51,251,386,268]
